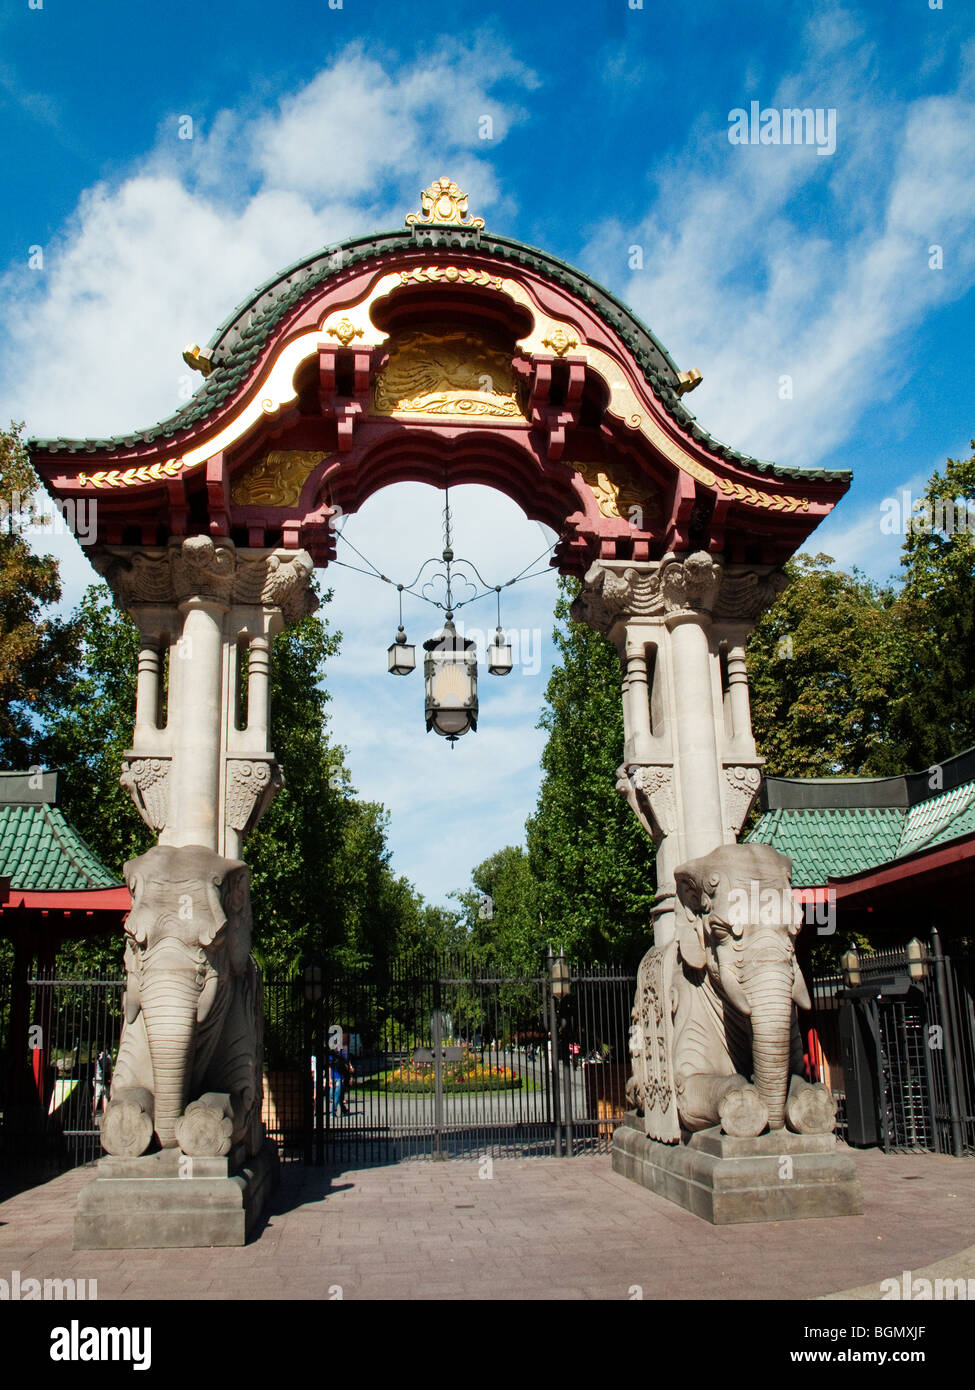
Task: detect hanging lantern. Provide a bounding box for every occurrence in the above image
[387,585,415,675]
[423,619,478,742]
[488,625,513,676]
[387,626,416,675]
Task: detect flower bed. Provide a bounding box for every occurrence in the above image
[383,1057,521,1093]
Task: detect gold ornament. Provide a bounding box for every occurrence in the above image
[399,265,501,290]
[576,463,663,524]
[327,318,364,347]
[406,178,484,230]
[541,329,579,357]
[230,451,330,507]
[713,476,808,513]
[78,459,187,488]
[374,328,525,420]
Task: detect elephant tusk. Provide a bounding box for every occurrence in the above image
[792,959,813,1011]
[198,972,219,1023]
[718,961,751,1016]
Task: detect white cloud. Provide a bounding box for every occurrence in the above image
[583,15,975,473]
[0,38,536,441]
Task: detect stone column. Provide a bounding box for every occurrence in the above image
[166,595,228,850]
[96,536,317,853]
[134,636,162,737]
[573,552,786,950]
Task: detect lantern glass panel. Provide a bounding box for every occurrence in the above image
[387,641,416,675]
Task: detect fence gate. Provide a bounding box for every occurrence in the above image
[808,938,975,1156]
[0,974,124,1180]
[263,955,635,1165]
[0,958,635,1175]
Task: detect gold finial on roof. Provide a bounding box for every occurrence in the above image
[406,177,484,231]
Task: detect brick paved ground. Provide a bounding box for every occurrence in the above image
[1,1147,973,1300]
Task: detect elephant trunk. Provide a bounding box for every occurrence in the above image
[138,950,205,1148]
[740,951,795,1130]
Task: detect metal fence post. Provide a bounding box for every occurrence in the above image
[930,927,965,1158]
[547,972,563,1158]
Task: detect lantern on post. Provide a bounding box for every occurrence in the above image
[423,618,478,743]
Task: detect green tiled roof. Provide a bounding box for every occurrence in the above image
[29,227,850,488]
[748,807,906,887]
[898,782,975,857]
[0,802,122,892]
[747,759,975,886]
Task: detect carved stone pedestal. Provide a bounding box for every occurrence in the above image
[72,1139,279,1249]
[612,1114,862,1225]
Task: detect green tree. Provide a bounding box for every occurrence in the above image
[0,423,79,767]
[526,578,656,964]
[454,846,541,973]
[888,441,975,766]
[747,554,906,777]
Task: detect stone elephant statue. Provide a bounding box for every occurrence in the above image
[100,844,264,1159]
[628,842,835,1140]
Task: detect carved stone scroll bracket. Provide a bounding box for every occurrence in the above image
[616,762,677,843]
[722,763,763,839]
[120,756,172,831]
[225,758,284,836]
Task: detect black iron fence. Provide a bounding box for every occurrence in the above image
[806,933,975,1156]
[263,955,635,1165]
[0,957,635,1176]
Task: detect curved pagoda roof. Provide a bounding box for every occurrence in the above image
[29,178,851,573]
[30,226,846,487]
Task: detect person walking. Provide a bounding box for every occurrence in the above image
[329,1036,354,1118]
[92,1045,113,1119]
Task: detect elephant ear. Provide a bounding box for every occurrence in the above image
[222,866,253,975]
[674,870,707,970]
[122,937,141,1024]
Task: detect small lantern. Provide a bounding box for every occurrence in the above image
[302,960,323,1004]
[906,937,927,982]
[550,949,571,1000]
[841,947,861,989]
[488,626,513,676]
[423,619,478,742]
[387,626,416,676]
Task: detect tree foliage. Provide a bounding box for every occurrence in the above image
[0,424,80,767]
[524,578,656,965]
[747,554,906,777]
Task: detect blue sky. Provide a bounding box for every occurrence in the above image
[3,1,974,905]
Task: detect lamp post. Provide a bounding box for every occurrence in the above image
[302,958,325,1165]
[548,947,573,1157]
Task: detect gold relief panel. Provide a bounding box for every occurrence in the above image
[374,328,527,421]
[230,451,331,508]
[576,462,663,525]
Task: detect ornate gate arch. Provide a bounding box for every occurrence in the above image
[32,179,849,1178]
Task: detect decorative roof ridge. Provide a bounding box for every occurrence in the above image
[28,228,851,488]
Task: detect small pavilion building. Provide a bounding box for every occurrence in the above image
[0,771,129,1121]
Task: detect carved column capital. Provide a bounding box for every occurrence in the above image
[658,551,722,618]
[92,540,318,626]
[713,566,789,622]
[572,561,665,634]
